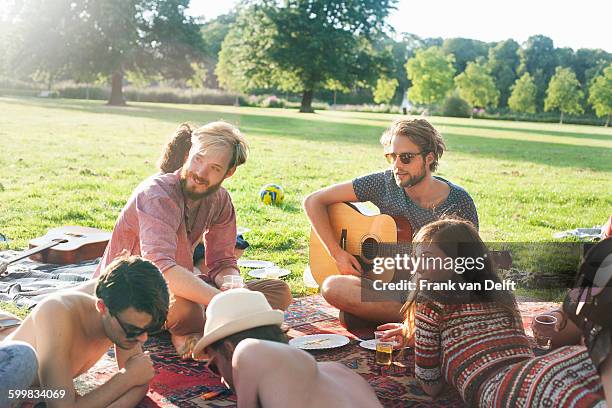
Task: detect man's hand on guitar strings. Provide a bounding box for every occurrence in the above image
[334,249,362,277]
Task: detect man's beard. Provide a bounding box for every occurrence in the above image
[395,162,427,188]
[180,168,223,200]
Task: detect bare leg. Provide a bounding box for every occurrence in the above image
[321,275,403,325]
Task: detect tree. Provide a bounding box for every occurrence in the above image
[518,35,558,110]
[588,65,612,127]
[324,79,349,107]
[508,73,537,114]
[373,76,398,104]
[574,48,612,88]
[454,62,499,117]
[544,67,584,124]
[487,39,520,107]
[373,34,411,103]
[186,62,208,103]
[406,46,455,106]
[442,37,489,74]
[216,0,397,113]
[11,0,205,105]
[200,12,236,88]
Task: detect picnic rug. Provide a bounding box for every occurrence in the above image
[46,295,556,408]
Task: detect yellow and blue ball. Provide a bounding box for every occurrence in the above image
[259,184,284,205]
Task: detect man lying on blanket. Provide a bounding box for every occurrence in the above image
[2,255,168,408]
[193,289,382,408]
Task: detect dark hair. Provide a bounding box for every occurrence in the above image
[380,118,446,172]
[402,218,520,337]
[95,255,170,331]
[157,123,192,173]
[208,325,288,356]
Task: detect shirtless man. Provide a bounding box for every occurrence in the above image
[304,118,478,328]
[192,289,382,408]
[4,255,169,408]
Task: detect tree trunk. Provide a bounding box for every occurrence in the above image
[108,69,126,106]
[333,90,337,109]
[299,89,314,113]
[606,113,610,127]
[559,111,564,124]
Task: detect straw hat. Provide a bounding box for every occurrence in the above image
[193,289,284,356]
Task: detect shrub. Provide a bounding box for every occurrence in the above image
[442,96,471,118]
[261,95,285,108]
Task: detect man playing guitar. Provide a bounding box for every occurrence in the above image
[303,118,478,328]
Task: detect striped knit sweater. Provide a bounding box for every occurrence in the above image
[415,294,605,407]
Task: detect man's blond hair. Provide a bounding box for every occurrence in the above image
[191,121,249,169]
[379,119,446,172]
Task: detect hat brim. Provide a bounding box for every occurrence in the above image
[193,309,284,357]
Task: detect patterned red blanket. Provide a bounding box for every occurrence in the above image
[66,295,556,408]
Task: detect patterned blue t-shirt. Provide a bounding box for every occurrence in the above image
[352,170,479,234]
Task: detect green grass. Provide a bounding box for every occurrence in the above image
[0,96,611,302]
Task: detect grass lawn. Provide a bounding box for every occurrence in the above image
[1,96,611,307]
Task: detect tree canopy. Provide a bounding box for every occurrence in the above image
[454,61,499,115]
[217,0,397,112]
[588,65,612,126]
[544,67,584,123]
[442,37,489,73]
[508,73,537,114]
[9,0,205,105]
[406,46,455,106]
[373,76,398,104]
[487,39,520,107]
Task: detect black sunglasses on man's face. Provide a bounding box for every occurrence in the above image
[384,150,428,165]
[112,312,154,339]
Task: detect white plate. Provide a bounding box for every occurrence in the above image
[248,267,291,279]
[359,339,409,351]
[289,334,350,350]
[237,259,275,268]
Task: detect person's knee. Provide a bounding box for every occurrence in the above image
[264,280,293,311]
[0,341,38,390]
[166,296,205,336]
[247,279,293,311]
[321,276,358,309]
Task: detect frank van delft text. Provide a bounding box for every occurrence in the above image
[373,279,517,292]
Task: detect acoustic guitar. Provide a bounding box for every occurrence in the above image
[308,203,513,286]
[0,226,110,276]
[309,202,413,286]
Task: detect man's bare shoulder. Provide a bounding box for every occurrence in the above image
[233,339,317,373]
[31,292,94,329]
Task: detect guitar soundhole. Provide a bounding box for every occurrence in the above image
[361,237,379,261]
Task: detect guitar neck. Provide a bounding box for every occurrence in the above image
[7,240,65,265]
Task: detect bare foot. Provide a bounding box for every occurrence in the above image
[172,333,201,360]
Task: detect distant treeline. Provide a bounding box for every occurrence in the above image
[1,1,610,124]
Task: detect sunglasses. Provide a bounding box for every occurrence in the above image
[112,313,153,339]
[384,151,428,165]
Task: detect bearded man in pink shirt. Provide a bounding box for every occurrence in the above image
[93,121,292,357]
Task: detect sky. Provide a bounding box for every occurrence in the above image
[187,0,612,52]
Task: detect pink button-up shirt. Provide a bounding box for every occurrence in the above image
[94,171,238,282]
